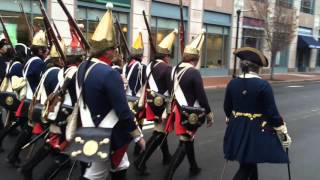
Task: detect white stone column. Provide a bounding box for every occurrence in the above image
[131,0,152,64]
[228,0,244,74]
[188,0,204,69]
[48,0,75,44]
[309,0,320,71]
[287,0,301,72]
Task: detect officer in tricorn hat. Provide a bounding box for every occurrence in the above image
[223,47,292,180]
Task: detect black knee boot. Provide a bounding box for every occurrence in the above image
[111,169,127,180]
[249,164,258,180]
[160,135,172,165]
[39,153,69,180]
[18,144,52,180]
[0,120,21,152]
[185,141,201,176]
[134,131,163,175]
[6,124,32,167]
[164,141,186,180]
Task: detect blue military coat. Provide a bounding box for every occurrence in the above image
[223,73,289,163]
[77,59,137,151]
[24,56,45,93]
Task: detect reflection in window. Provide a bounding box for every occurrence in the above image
[77,7,129,46]
[242,28,264,51]
[300,0,314,14]
[0,0,43,46]
[201,24,229,69]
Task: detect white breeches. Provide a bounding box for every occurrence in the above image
[83,153,130,180]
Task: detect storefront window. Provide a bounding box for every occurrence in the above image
[201,24,229,69]
[301,0,314,14]
[151,17,182,65]
[0,0,43,46]
[242,28,264,51]
[77,7,129,44]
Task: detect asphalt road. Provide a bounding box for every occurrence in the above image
[0,81,320,180]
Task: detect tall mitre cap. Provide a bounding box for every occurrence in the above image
[184,29,206,56]
[156,29,178,55]
[131,32,144,56]
[50,39,66,58]
[0,33,5,41]
[90,2,115,52]
[32,30,48,47]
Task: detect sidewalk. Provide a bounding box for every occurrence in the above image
[203,73,320,89]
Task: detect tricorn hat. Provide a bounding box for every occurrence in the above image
[32,30,48,47]
[90,3,116,52]
[156,29,178,55]
[183,29,205,56]
[131,32,144,56]
[234,47,268,67]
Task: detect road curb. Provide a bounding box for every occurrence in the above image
[204,78,320,89]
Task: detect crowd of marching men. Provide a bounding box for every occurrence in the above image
[0,1,293,180]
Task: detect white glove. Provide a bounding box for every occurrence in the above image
[274,123,292,149]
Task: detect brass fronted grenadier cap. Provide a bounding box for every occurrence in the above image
[234,47,269,67]
[32,30,48,47]
[131,32,144,56]
[50,40,66,58]
[156,29,178,55]
[90,3,116,52]
[183,29,205,56]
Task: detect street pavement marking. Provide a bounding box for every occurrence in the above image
[287,85,304,88]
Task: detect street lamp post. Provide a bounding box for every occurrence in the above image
[232,9,242,78]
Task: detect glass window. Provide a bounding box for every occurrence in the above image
[0,0,45,46]
[151,17,183,65]
[301,0,314,14]
[76,6,129,44]
[242,28,264,51]
[201,24,230,69]
[276,0,293,8]
[317,38,320,67]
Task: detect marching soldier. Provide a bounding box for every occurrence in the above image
[122,31,146,155]
[19,40,62,180]
[19,42,80,180]
[74,3,145,180]
[6,30,48,167]
[164,32,214,180]
[223,47,292,180]
[134,29,177,175]
[0,43,30,151]
[0,33,9,85]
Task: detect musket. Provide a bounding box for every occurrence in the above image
[21,128,49,150]
[179,0,185,56]
[39,0,66,63]
[286,148,291,180]
[114,17,131,62]
[0,15,16,54]
[19,2,33,45]
[142,10,156,59]
[56,0,90,52]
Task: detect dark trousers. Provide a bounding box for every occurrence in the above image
[0,116,24,147]
[7,118,32,162]
[233,163,258,180]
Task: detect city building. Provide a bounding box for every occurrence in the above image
[0,0,320,76]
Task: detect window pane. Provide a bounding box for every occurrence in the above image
[206,34,223,68]
[151,17,179,65]
[242,28,264,51]
[301,0,314,14]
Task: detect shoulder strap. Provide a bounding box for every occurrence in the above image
[23,56,40,78]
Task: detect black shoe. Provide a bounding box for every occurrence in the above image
[189,167,202,177]
[5,157,21,168]
[18,168,33,180]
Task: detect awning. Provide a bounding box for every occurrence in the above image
[298,35,320,49]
